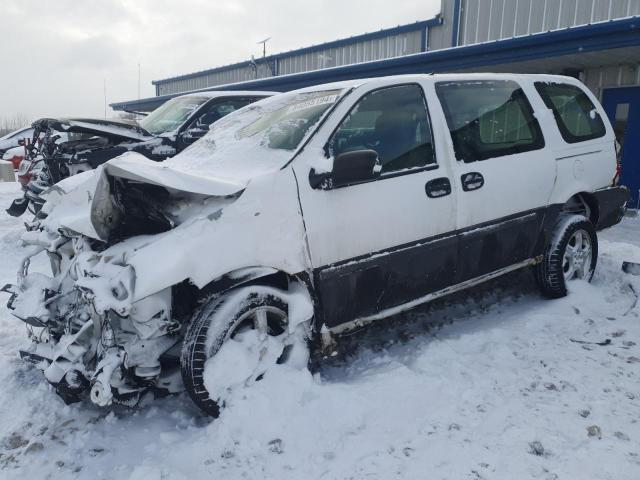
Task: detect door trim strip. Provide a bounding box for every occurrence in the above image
[555,150,602,161]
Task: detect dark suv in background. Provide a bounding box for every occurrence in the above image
[7,90,275,216]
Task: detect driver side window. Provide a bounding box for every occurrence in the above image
[330,84,435,174]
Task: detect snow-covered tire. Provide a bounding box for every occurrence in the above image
[535,214,598,299]
[180,286,307,417]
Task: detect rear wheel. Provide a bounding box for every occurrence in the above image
[180,286,308,416]
[535,215,598,298]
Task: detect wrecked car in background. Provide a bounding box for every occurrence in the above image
[6,91,275,216]
[0,126,34,169]
[1,74,627,416]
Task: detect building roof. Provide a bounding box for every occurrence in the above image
[150,18,442,87]
[112,16,640,112]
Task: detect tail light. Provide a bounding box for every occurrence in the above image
[613,140,622,186]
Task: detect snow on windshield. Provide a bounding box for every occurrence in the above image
[164,88,345,183]
[140,96,209,135]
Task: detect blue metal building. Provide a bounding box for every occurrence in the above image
[111,0,640,202]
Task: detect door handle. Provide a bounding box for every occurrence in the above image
[425,177,452,198]
[461,172,484,192]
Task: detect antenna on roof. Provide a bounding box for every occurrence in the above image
[257,37,271,59]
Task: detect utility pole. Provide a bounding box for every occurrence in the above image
[103,78,107,119]
[138,63,141,100]
[257,37,271,59]
[137,63,141,117]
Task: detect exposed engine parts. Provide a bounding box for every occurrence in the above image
[3,227,183,405]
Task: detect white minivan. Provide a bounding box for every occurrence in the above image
[4,74,628,415]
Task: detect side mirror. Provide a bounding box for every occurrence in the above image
[310,149,381,189]
[332,149,381,187]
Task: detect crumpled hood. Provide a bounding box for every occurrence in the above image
[33,117,153,142]
[42,152,247,241]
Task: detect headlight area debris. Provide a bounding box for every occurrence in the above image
[1,226,182,406]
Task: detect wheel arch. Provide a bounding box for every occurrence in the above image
[197,266,312,297]
[187,266,317,330]
[562,192,599,226]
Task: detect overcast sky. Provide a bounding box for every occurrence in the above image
[0,0,441,122]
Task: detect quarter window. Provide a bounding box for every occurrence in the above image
[435,80,545,162]
[535,82,606,143]
[330,84,435,174]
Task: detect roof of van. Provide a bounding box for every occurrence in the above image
[174,90,278,99]
[292,73,582,94]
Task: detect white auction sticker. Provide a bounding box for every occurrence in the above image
[286,94,338,114]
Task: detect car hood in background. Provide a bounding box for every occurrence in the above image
[33,117,154,142]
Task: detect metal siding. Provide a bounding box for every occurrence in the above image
[515,0,532,36]
[544,0,560,31]
[612,0,629,19]
[429,0,455,50]
[583,63,640,100]
[621,64,639,85]
[593,0,610,22]
[144,1,640,98]
[476,0,491,42]
[501,0,517,37]
[463,0,479,44]
[459,0,639,45]
[272,30,423,77]
[459,0,470,45]
[575,0,593,25]
[558,0,575,28]
[150,19,434,95]
[528,0,544,33]
[489,0,505,40]
[113,18,640,111]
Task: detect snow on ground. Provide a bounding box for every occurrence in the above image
[0,180,639,479]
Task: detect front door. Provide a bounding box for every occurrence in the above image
[602,86,640,207]
[294,83,458,328]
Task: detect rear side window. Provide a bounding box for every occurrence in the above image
[331,84,435,174]
[535,82,606,143]
[435,80,544,162]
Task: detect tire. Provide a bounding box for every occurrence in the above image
[180,286,308,417]
[535,214,598,299]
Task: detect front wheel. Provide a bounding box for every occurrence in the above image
[535,215,598,298]
[180,286,309,417]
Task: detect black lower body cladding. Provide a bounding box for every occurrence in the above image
[312,186,628,331]
[592,186,629,230]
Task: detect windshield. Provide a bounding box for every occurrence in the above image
[140,96,210,135]
[164,88,346,182]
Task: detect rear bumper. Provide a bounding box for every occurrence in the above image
[593,186,629,230]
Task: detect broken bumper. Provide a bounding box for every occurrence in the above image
[1,245,158,406]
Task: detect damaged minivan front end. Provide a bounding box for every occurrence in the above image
[3,235,178,405]
[2,154,247,406]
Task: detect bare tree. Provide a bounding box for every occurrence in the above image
[0,113,32,137]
